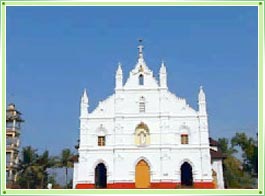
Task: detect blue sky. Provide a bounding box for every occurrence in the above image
[6,6,258,156]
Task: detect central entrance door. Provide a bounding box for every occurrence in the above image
[180,162,193,187]
[95,163,107,188]
[135,160,150,188]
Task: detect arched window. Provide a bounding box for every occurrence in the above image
[135,122,150,146]
[139,96,145,113]
[139,74,144,85]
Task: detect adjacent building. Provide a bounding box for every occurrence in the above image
[73,43,224,189]
[6,103,24,185]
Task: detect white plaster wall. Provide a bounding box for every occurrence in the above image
[212,160,225,189]
[75,94,213,185]
[76,149,114,184]
[74,146,213,185]
[74,57,216,188]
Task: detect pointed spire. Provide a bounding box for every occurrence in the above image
[198,85,207,115]
[80,88,89,117]
[81,88,88,104]
[159,60,167,88]
[138,39,144,60]
[83,88,87,96]
[116,62,123,75]
[115,62,123,89]
[198,85,205,102]
[161,60,165,67]
[160,60,167,73]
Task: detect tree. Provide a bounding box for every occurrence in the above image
[17,146,56,188]
[218,138,237,155]
[218,134,257,189]
[57,148,74,188]
[222,155,254,188]
[17,146,39,188]
[36,150,57,188]
[231,133,258,176]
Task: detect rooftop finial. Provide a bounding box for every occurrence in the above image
[160,60,166,74]
[118,62,122,69]
[199,85,205,101]
[82,88,88,103]
[138,38,144,59]
[116,62,122,75]
[161,60,165,67]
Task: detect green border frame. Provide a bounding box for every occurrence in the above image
[0,1,264,195]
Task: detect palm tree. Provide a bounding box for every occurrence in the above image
[57,148,74,188]
[17,146,39,188]
[17,146,57,189]
[36,150,57,188]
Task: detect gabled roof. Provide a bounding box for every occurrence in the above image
[209,137,226,160]
[210,149,226,159]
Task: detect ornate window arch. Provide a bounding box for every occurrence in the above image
[134,122,150,146]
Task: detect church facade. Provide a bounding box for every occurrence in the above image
[73,43,224,189]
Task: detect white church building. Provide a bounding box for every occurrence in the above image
[73,42,224,189]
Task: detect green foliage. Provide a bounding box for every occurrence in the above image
[16,146,75,189]
[16,146,57,189]
[59,148,74,168]
[231,133,258,176]
[223,156,255,188]
[57,148,74,189]
[218,138,237,155]
[218,132,258,189]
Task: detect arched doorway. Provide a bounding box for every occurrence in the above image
[135,160,150,188]
[180,162,193,187]
[95,163,107,188]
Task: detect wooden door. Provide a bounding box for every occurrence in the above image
[135,160,150,188]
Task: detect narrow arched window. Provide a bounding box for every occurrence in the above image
[139,74,144,85]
